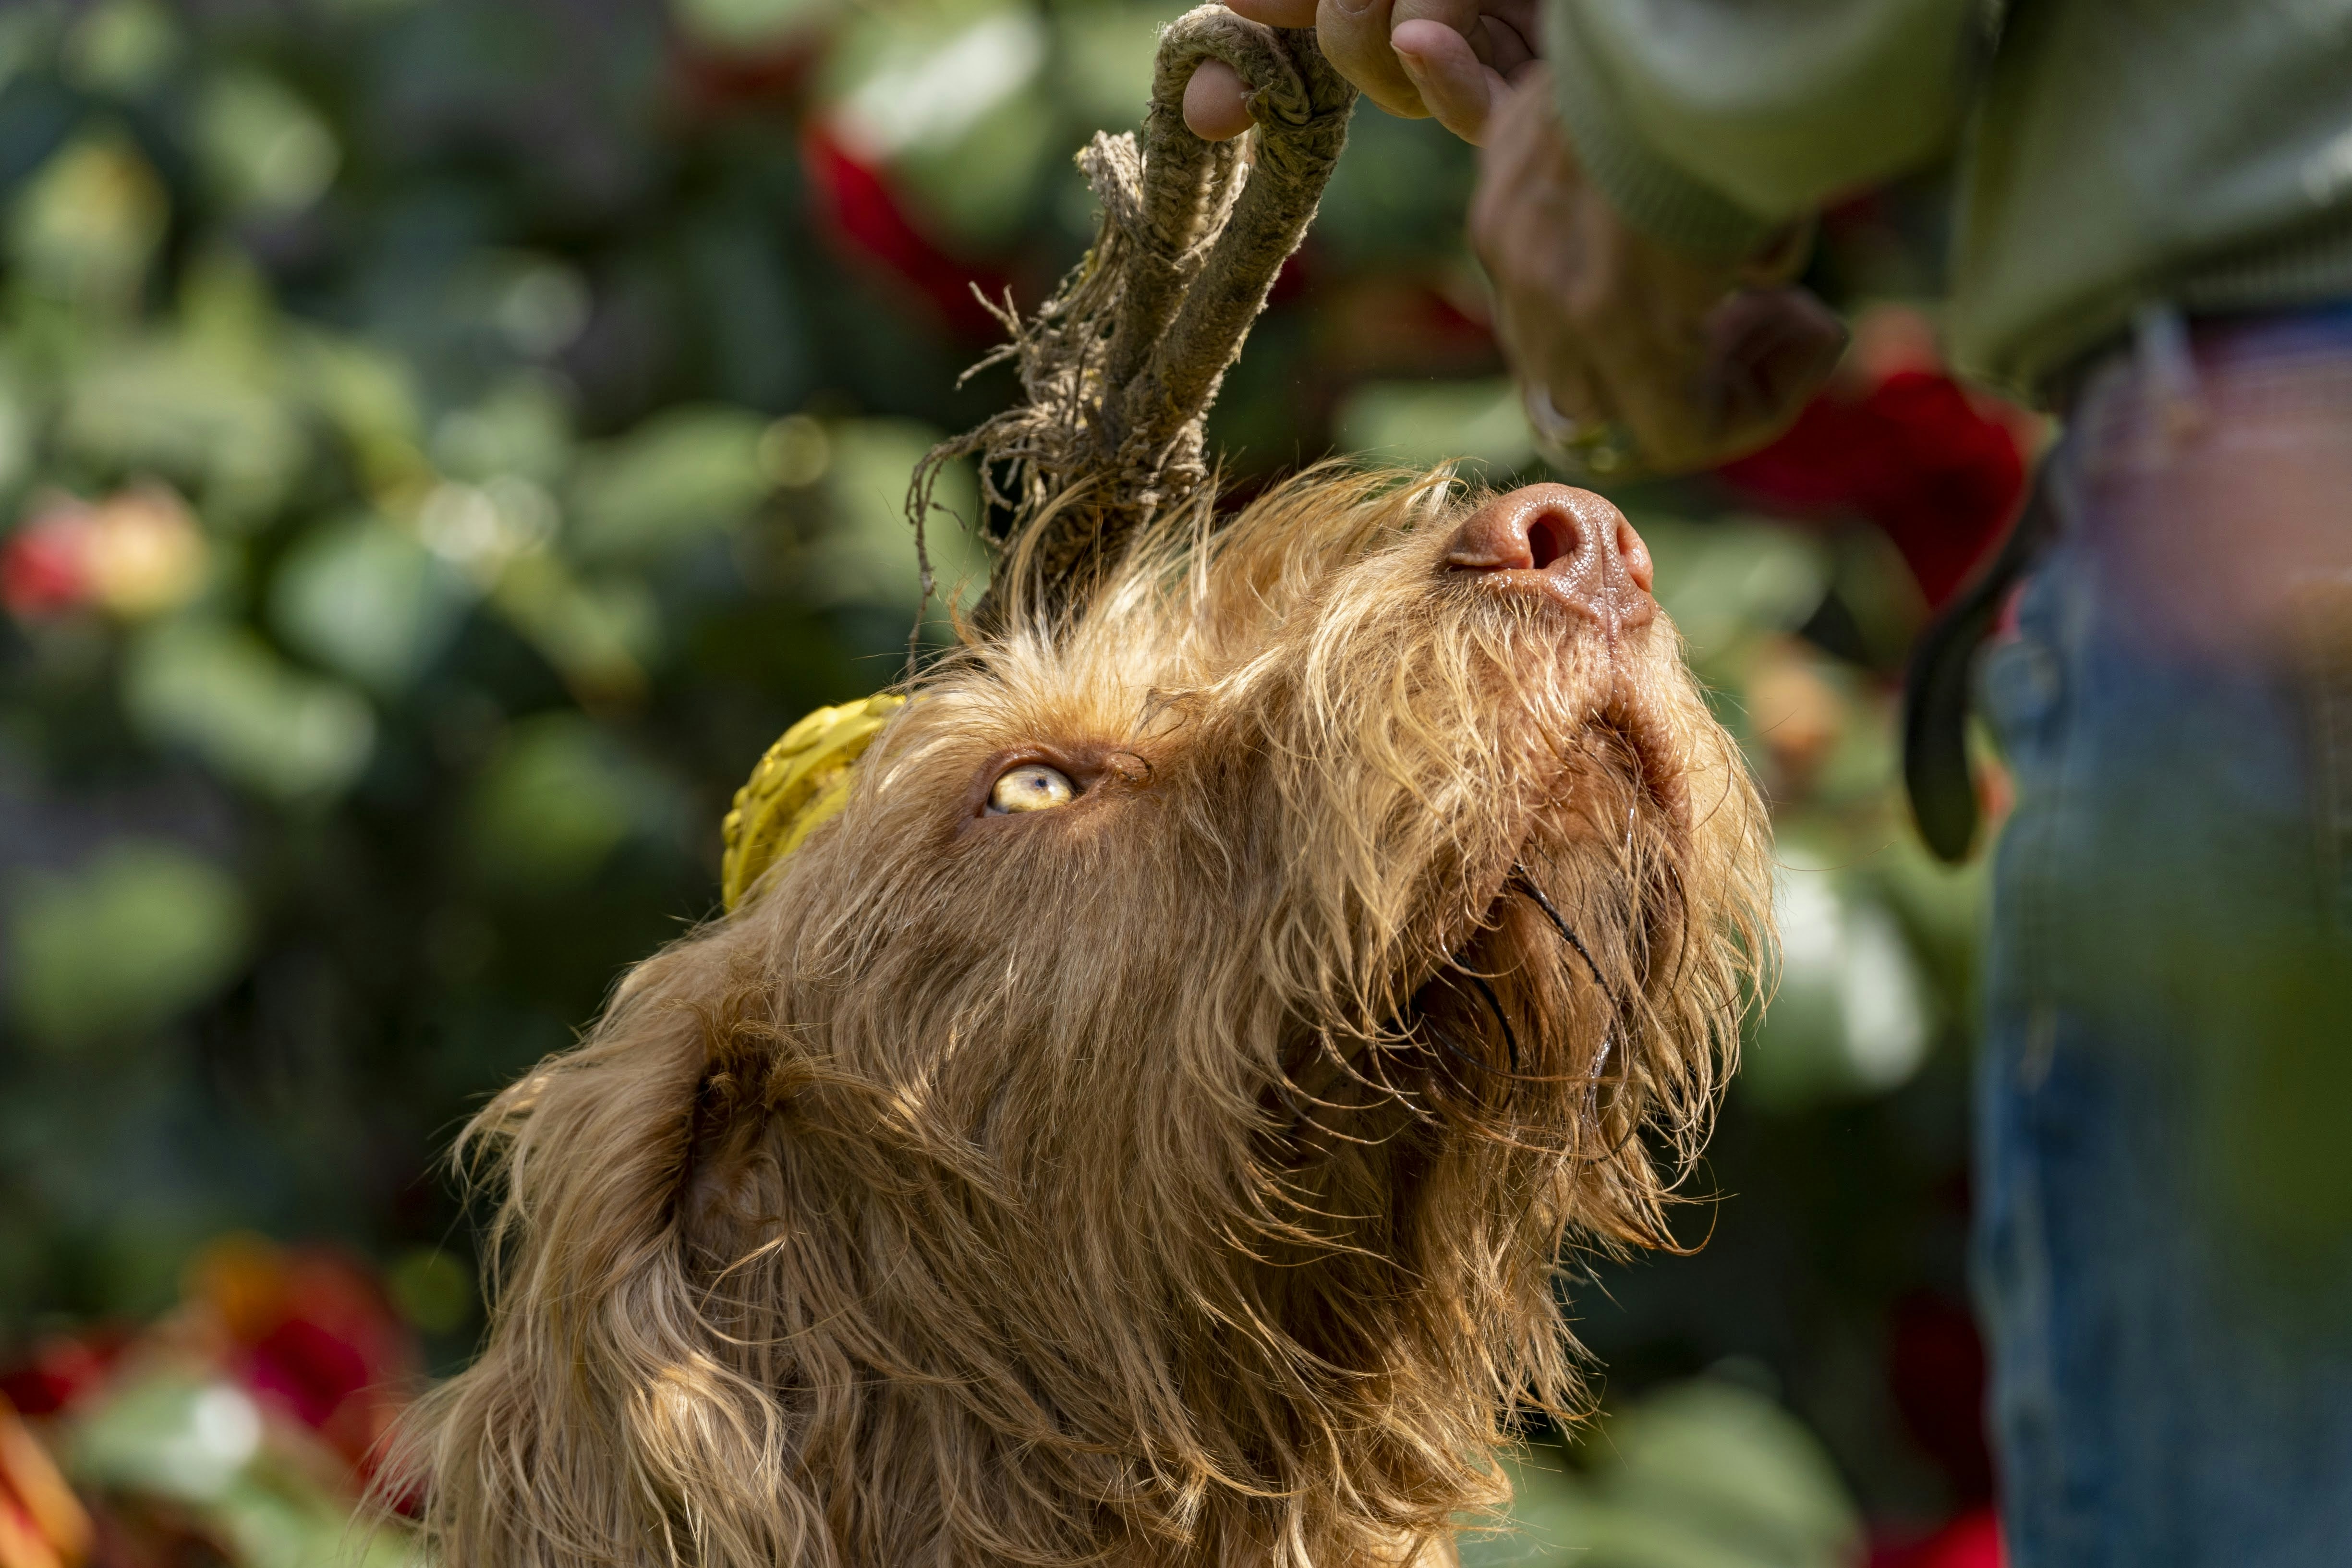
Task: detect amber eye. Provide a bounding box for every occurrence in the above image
[988,763,1077,814]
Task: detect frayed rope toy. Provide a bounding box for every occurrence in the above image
[717,6,1354,912]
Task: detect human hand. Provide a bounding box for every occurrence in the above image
[1181,0,1539,144]
[1470,73,1846,477]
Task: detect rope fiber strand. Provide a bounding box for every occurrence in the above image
[909,6,1356,635]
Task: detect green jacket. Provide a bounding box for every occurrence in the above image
[1545,0,2352,398]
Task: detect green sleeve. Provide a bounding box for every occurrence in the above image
[1546,0,1995,258]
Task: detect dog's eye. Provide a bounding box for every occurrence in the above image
[988,763,1077,814]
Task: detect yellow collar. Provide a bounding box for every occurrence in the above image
[719,693,906,910]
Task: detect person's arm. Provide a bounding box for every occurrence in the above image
[1199,0,1988,175]
[1545,0,1988,258]
[1184,0,1990,474]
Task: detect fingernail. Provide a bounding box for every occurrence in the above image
[1394,48,1428,81]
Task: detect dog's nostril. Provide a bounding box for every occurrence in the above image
[1442,484,1652,622]
[1525,513,1571,572]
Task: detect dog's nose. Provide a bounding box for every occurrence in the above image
[1443,484,1655,627]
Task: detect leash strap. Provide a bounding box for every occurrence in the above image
[1901,462,2059,863]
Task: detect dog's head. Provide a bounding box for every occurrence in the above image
[412,468,1771,1568]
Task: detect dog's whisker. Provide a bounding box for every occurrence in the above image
[1506,861,1617,998]
[1463,970,1522,1081]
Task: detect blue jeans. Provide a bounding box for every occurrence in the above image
[1977,304,2352,1565]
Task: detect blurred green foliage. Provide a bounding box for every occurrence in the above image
[69,1371,409,1568]
[1465,1379,1861,1568]
[0,0,1020,1352]
[10,838,249,1045]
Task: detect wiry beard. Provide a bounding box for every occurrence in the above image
[1228,519,1761,1497]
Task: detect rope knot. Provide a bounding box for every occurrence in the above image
[909,5,1357,633]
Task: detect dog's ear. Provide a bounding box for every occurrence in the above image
[388,930,827,1568]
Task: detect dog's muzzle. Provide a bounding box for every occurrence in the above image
[1442,483,1655,638]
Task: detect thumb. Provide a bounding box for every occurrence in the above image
[1391,18,1500,143]
[1183,59,1255,141]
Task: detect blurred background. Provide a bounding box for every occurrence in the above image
[0,1,2035,1564]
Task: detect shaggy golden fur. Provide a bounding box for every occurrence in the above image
[399,466,1772,1568]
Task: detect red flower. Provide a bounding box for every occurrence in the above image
[800,122,1011,339]
[186,1238,420,1481]
[0,507,92,619]
[1718,370,2029,611]
[2,485,207,622]
[1871,1507,2006,1568]
[0,1332,128,1421]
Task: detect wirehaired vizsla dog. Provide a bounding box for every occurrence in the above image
[403,12,1772,1568]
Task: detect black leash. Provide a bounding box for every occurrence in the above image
[1901,463,2060,863]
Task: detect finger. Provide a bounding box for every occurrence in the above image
[1467,67,1552,245]
[1388,0,1488,62]
[1223,0,1319,25]
[1315,0,1429,118]
[1701,288,1846,450]
[1469,77,1683,474]
[1391,18,1500,143]
[1596,273,1724,473]
[1471,109,1616,445]
[1477,134,1591,432]
[1183,60,1255,141]
[1484,0,1545,61]
[1480,13,1538,76]
[1519,353,1609,438]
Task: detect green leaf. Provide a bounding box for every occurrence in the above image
[69,1374,261,1504]
[484,551,657,703]
[887,89,1058,250]
[7,840,250,1046]
[467,714,672,889]
[673,0,842,51]
[123,619,377,800]
[824,2,1046,158]
[1333,378,1535,474]
[1628,515,1829,667]
[432,376,575,486]
[270,515,472,692]
[1603,1381,1860,1565]
[1052,0,1166,128]
[5,126,170,313]
[567,404,772,561]
[824,1,1053,247]
[1745,839,1933,1112]
[1465,1379,1861,1568]
[61,0,181,95]
[299,334,426,486]
[195,68,340,213]
[807,417,985,612]
[63,334,309,527]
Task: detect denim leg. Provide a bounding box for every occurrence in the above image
[1976,384,2352,1565]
